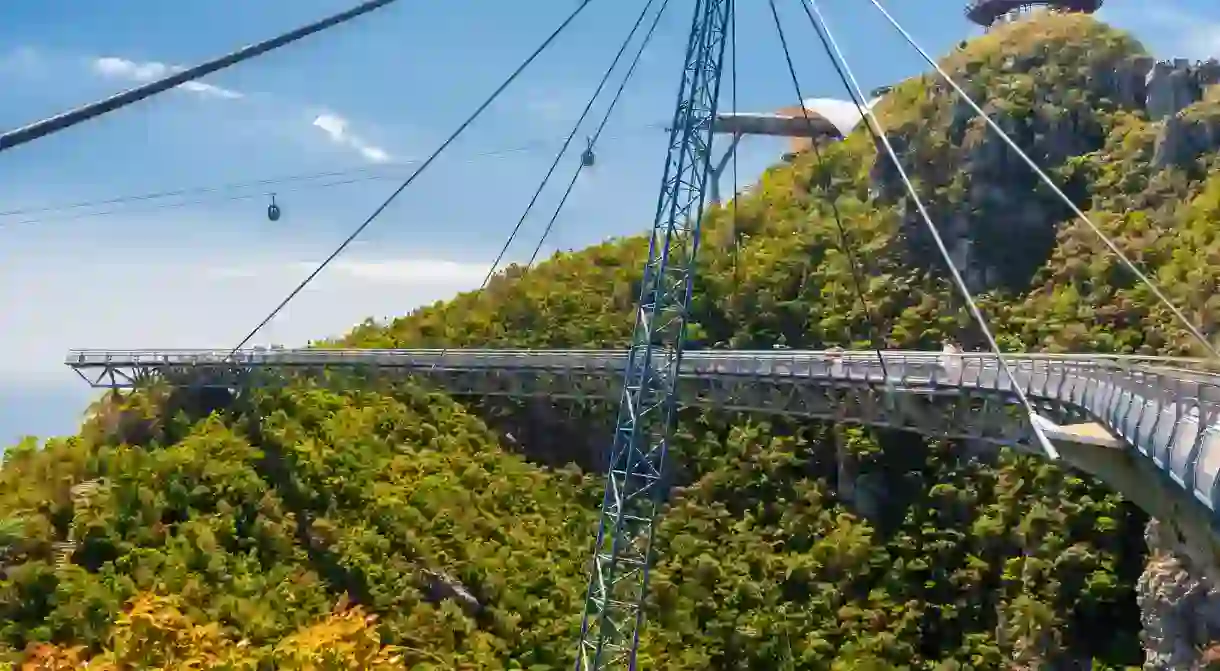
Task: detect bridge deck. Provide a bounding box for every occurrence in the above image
[65,348,1220,526]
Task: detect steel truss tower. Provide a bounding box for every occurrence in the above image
[573,0,731,668]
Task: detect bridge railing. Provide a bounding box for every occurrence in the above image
[63,347,1218,366]
[63,348,1220,412]
[62,346,1220,519]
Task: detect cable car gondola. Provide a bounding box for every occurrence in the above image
[580,137,596,167]
[266,193,282,221]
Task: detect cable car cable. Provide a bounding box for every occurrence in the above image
[2,173,396,229]
[0,164,390,219]
[0,125,666,229]
[0,0,403,154]
[229,0,599,354]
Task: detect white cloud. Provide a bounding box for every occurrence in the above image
[0,46,42,77]
[203,258,487,286]
[1145,7,1220,59]
[85,54,397,163]
[526,96,574,124]
[1099,3,1220,60]
[91,56,244,100]
[1185,26,1220,59]
[327,259,488,283]
[0,251,487,383]
[312,112,393,163]
[520,89,593,133]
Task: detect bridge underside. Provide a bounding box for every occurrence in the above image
[68,355,1220,581]
[73,359,1102,452]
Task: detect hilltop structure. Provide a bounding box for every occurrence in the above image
[965,0,1102,28]
[712,98,879,160]
[707,97,880,203]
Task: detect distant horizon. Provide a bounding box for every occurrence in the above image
[0,382,96,446]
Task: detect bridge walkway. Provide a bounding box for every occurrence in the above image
[65,347,1220,574]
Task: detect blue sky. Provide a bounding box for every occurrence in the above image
[0,0,1216,442]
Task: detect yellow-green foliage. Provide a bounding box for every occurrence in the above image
[19,593,407,669]
[1,12,1217,669]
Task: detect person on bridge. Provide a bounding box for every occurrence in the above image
[940,339,963,380]
[825,345,845,376]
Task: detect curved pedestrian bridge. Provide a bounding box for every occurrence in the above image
[64,347,1220,573]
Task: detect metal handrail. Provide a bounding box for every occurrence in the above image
[64,347,1218,364]
[62,344,1220,513]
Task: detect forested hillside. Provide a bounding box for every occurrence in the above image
[4,13,1220,669]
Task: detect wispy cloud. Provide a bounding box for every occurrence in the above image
[526,96,575,124]
[203,258,485,286]
[0,248,489,439]
[91,56,244,100]
[88,55,394,163]
[520,87,593,129]
[1146,6,1220,59]
[1100,3,1220,60]
[1185,25,1220,59]
[0,46,43,77]
[311,112,393,163]
[1,249,488,382]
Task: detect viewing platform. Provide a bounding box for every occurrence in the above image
[964,0,1103,28]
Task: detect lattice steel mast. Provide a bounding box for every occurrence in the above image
[573,0,731,668]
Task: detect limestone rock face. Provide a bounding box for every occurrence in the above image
[1154,99,1220,171]
[1146,58,1220,122]
[858,18,1220,666]
[1148,58,1220,171]
[1137,519,1220,670]
[869,54,1218,295]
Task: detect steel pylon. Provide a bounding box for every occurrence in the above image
[573,0,731,668]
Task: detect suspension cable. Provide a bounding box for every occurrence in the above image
[475,0,663,291]
[767,0,890,377]
[730,0,741,294]
[419,0,668,378]
[0,0,403,154]
[422,0,666,373]
[863,0,1219,361]
[802,0,1061,460]
[524,0,671,269]
[228,0,598,353]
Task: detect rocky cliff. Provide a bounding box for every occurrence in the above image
[870,47,1220,298]
[865,24,1220,668]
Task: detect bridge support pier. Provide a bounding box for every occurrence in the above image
[1054,436,1220,584]
[1031,414,1119,448]
[1036,409,1220,581]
